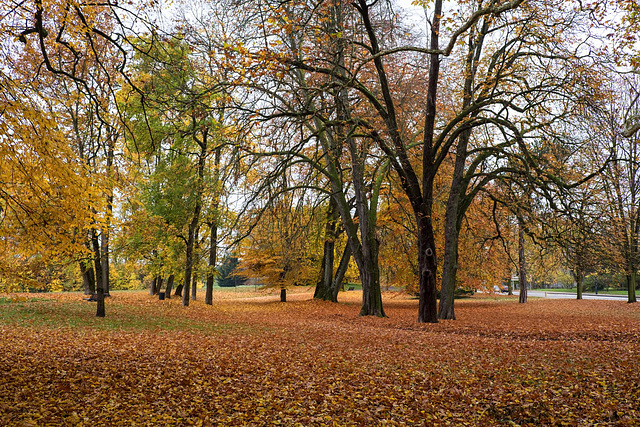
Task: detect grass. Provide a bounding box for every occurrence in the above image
[532,288,630,295]
[0,292,255,333]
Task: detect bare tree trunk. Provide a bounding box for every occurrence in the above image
[280,288,286,302]
[80,261,96,296]
[191,272,198,301]
[439,222,459,319]
[182,137,207,307]
[416,0,443,324]
[627,272,637,303]
[91,228,105,317]
[150,276,158,295]
[518,221,528,303]
[358,251,383,316]
[156,277,164,295]
[191,228,199,301]
[330,244,351,302]
[101,135,114,297]
[165,274,174,299]
[417,215,438,323]
[206,222,217,305]
[576,267,584,300]
[439,27,481,320]
[315,199,338,301]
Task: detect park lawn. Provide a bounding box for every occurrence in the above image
[1,290,639,426]
[531,288,630,296]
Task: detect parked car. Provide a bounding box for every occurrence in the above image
[493,285,509,293]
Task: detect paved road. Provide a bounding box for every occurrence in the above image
[517,290,629,301]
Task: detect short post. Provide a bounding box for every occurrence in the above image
[159,292,166,300]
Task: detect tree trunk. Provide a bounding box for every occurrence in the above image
[191,272,198,301]
[576,268,584,300]
[417,215,438,323]
[100,234,110,297]
[91,228,105,317]
[206,145,222,306]
[102,130,115,297]
[314,251,327,300]
[191,228,199,301]
[182,209,199,307]
[80,262,96,296]
[315,199,338,301]
[416,0,442,324]
[156,277,164,295]
[627,272,637,303]
[206,222,217,305]
[439,222,459,319]
[174,283,183,298]
[165,274,175,299]
[182,138,207,307]
[438,28,479,320]
[280,288,286,302]
[518,221,528,303]
[150,276,157,296]
[358,243,384,317]
[330,243,352,302]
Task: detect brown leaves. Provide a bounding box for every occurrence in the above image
[1,291,639,425]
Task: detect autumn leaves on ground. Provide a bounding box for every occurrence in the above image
[1,291,639,426]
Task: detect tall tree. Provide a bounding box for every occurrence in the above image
[599,72,640,303]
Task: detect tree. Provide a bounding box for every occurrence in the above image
[313,198,352,302]
[598,72,640,303]
[216,0,392,316]
[0,75,99,300]
[237,179,322,301]
[119,34,230,307]
[216,256,244,288]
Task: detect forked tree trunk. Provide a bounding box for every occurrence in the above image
[315,199,338,301]
[359,258,383,316]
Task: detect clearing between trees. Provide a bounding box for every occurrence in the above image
[1,290,639,426]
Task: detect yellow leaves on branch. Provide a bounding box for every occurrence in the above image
[0,79,100,265]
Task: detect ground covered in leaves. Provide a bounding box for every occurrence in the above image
[1,289,639,426]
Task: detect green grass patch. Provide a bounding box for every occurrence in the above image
[0,296,246,335]
[531,288,629,295]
